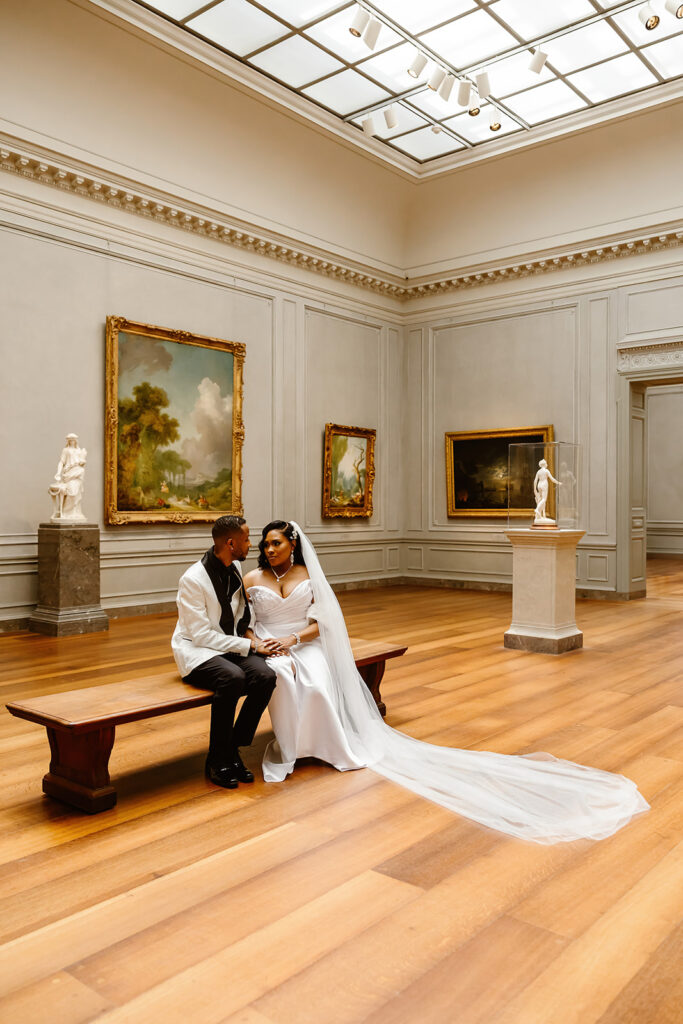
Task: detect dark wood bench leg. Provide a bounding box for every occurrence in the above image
[357,662,387,717]
[43,726,117,813]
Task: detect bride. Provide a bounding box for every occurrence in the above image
[243,520,648,845]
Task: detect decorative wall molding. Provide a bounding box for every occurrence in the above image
[617,340,683,374]
[2,137,682,305]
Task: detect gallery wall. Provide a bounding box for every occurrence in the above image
[1,0,682,629]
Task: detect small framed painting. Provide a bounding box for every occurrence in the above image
[322,423,376,519]
[445,425,554,517]
[105,316,245,524]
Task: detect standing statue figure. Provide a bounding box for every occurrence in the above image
[533,458,561,526]
[49,434,88,522]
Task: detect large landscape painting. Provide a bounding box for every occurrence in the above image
[445,426,553,517]
[105,317,245,524]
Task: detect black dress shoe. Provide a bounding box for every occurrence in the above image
[205,761,239,789]
[230,749,254,783]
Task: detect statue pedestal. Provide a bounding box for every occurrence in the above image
[29,523,109,636]
[504,529,584,654]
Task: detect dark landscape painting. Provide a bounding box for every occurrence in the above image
[445,427,552,517]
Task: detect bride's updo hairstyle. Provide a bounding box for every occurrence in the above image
[257,520,306,571]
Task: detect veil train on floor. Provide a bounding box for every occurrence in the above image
[291,522,649,845]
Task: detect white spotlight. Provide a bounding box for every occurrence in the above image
[638,3,660,28]
[428,67,446,91]
[383,105,398,131]
[439,74,455,101]
[457,80,471,106]
[489,111,501,132]
[362,17,381,50]
[362,116,376,136]
[468,92,480,116]
[407,51,428,78]
[664,0,683,16]
[529,48,548,74]
[476,71,491,99]
[431,124,442,134]
[349,6,370,37]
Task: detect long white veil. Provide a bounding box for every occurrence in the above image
[292,522,649,844]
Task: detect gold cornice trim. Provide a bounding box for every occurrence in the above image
[1,140,682,302]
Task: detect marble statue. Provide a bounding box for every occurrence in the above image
[49,433,87,522]
[533,458,561,526]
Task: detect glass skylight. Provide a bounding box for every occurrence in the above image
[250,34,343,88]
[358,42,431,93]
[567,52,658,102]
[352,105,429,139]
[504,79,588,124]
[391,127,465,161]
[303,69,391,115]
[421,9,518,69]
[443,104,520,143]
[129,0,682,165]
[187,1,287,57]
[642,35,683,78]
[491,0,596,39]
[305,9,401,63]
[543,21,628,74]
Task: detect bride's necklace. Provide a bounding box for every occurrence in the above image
[271,562,293,581]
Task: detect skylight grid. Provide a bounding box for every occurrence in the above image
[132,1,683,164]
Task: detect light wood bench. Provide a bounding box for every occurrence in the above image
[6,637,407,814]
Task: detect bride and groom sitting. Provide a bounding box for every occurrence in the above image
[172,514,362,789]
[172,514,648,844]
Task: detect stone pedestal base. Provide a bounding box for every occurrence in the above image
[504,528,584,655]
[29,523,108,636]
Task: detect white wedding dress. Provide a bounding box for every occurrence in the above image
[248,524,649,845]
[248,580,367,781]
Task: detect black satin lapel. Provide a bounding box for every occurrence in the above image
[201,548,234,635]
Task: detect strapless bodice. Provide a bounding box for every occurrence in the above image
[247,579,313,634]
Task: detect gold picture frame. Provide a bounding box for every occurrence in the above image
[105,316,245,525]
[322,423,376,519]
[445,425,554,518]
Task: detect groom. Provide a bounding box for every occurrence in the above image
[172,515,278,788]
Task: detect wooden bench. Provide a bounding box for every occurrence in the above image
[6,637,407,814]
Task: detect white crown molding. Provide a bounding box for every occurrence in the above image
[81,0,683,182]
[2,135,682,304]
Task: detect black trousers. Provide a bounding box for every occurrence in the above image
[185,652,276,766]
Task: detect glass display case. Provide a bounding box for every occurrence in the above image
[507,442,580,530]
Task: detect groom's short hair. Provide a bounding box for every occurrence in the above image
[212,515,246,542]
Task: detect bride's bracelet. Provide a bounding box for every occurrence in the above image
[292,632,301,646]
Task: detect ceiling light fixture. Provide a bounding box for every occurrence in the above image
[664,0,683,16]
[529,48,548,74]
[638,3,660,28]
[362,115,376,136]
[439,74,455,101]
[457,79,471,106]
[428,67,446,91]
[383,105,398,130]
[362,17,381,50]
[469,92,481,116]
[476,71,491,99]
[349,6,370,38]
[431,125,442,134]
[489,112,502,132]
[407,50,428,78]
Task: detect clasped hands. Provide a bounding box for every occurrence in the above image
[252,634,300,657]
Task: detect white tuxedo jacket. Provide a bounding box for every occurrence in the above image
[172,559,251,678]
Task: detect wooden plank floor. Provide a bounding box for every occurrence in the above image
[0,559,681,1023]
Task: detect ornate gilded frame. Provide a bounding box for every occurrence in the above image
[322,423,376,519]
[105,316,245,525]
[445,425,554,518]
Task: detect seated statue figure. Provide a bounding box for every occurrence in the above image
[49,433,87,522]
